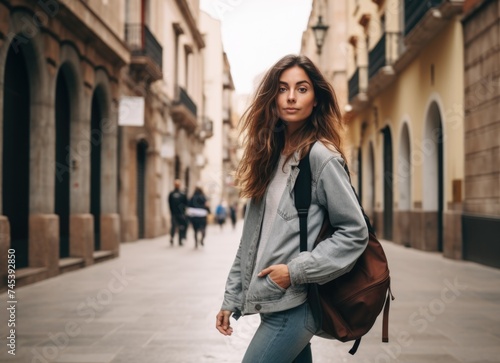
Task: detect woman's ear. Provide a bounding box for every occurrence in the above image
[314,99,318,107]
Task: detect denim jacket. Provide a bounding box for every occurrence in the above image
[221,142,369,317]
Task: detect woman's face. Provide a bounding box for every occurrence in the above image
[276,65,317,134]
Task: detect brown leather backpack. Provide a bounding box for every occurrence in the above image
[294,150,394,355]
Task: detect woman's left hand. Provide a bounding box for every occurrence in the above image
[258,264,291,289]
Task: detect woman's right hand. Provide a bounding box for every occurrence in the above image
[216,310,233,336]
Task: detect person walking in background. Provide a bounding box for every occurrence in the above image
[215,54,368,362]
[168,179,188,246]
[215,202,227,230]
[187,187,209,248]
[229,203,237,230]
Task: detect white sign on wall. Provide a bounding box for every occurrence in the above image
[161,137,175,160]
[119,96,145,126]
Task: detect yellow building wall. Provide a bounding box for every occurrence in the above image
[347,17,464,213]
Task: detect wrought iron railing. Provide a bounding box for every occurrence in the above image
[369,33,386,79]
[368,32,401,79]
[125,24,163,70]
[348,68,360,101]
[177,86,197,117]
[404,0,443,36]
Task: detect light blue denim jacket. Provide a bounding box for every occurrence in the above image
[221,142,369,317]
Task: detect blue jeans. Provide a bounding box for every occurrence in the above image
[242,302,317,363]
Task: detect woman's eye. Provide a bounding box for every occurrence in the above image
[298,87,308,93]
[279,87,287,93]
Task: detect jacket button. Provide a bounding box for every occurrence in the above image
[255,304,262,311]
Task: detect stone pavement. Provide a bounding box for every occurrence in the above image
[1,221,500,363]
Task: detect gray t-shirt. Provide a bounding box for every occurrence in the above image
[255,154,292,268]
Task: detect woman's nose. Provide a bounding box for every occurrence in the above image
[287,91,296,102]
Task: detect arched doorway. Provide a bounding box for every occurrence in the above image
[423,102,444,251]
[398,123,411,246]
[184,167,190,194]
[90,87,104,250]
[137,140,148,239]
[365,142,376,224]
[55,67,72,258]
[2,44,30,267]
[174,155,181,180]
[382,126,393,240]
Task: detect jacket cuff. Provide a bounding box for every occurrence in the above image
[221,296,240,312]
[287,252,310,286]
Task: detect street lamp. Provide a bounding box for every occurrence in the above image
[312,15,329,55]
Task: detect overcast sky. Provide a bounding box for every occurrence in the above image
[200,0,313,95]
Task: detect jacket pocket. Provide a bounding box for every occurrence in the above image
[277,190,298,221]
[248,275,287,301]
[265,275,287,293]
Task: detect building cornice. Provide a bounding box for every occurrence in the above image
[174,0,205,49]
[58,0,130,66]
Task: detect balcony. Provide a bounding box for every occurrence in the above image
[171,86,198,132]
[348,66,368,111]
[405,0,443,36]
[367,32,401,96]
[403,0,463,48]
[125,24,163,82]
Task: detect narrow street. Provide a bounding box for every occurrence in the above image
[1,221,500,363]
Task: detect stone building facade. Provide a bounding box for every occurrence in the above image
[462,0,500,268]
[0,0,221,288]
[0,0,127,287]
[199,11,237,212]
[119,0,208,242]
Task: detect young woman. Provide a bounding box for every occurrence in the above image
[215,54,369,363]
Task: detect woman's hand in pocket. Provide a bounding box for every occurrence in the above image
[258,264,291,289]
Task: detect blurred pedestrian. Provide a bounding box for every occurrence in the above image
[229,203,237,229]
[168,179,188,246]
[187,187,209,248]
[215,54,368,362]
[215,202,227,230]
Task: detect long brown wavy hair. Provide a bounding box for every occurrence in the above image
[235,54,346,201]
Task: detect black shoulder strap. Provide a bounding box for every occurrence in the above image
[295,151,312,253]
[294,149,365,355]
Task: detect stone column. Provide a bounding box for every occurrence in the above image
[29,31,59,275]
[101,214,120,255]
[393,210,411,247]
[29,214,59,277]
[120,128,139,242]
[443,203,463,260]
[70,214,94,266]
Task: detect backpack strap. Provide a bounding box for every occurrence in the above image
[294,149,362,354]
[295,151,311,253]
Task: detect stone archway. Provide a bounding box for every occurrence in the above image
[382,126,394,240]
[423,101,444,251]
[90,87,104,250]
[364,141,376,225]
[136,140,148,239]
[2,41,30,267]
[92,69,119,254]
[396,122,411,246]
[54,64,73,259]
